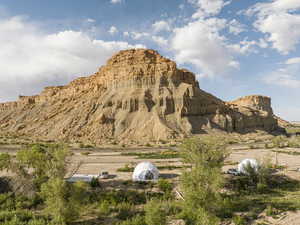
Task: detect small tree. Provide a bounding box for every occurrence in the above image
[0,144,83,224]
[180,136,229,225]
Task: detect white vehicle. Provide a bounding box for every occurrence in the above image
[67,174,99,183]
[99,171,109,179]
[227,168,239,176]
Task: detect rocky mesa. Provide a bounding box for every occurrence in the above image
[0,49,281,143]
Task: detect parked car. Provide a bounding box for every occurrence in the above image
[99,171,109,179]
[227,168,239,176]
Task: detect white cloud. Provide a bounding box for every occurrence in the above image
[258,38,268,48]
[86,18,95,23]
[152,36,168,46]
[110,0,122,4]
[285,57,300,65]
[108,26,118,35]
[0,16,144,102]
[130,31,149,40]
[188,0,230,18]
[263,60,300,88]
[171,18,238,76]
[227,39,258,55]
[228,19,246,35]
[152,20,171,33]
[247,0,300,54]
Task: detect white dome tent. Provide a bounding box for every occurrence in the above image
[132,162,159,182]
[238,158,260,175]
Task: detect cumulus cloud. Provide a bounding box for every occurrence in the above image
[0,16,144,102]
[129,31,149,40]
[228,19,246,35]
[152,20,171,33]
[227,39,259,55]
[171,18,238,76]
[188,0,230,18]
[108,26,118,35]
[247,0,300,54]
[151,36,168,46]
[263,58,300,88]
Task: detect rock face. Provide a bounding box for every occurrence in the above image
[0,49,280,143]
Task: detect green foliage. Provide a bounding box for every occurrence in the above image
[116,202,135,220]
[90,177,100,188]
[40,178,78,225]
[121,150,180,159]
[0,210,49,225]
[17,143,70,180]
[117,164,133,172]
[0,153,11,171]
[118,214,146,225]
[232,215,247,225]
[234,158,272,193]
[157,179,173,199]
[180,136,228,224]
[265,205,278,217]
[98,200,111,217]
[144,199,167,225]
[271,136,287,148]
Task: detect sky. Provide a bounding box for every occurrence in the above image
[0,0,300,121]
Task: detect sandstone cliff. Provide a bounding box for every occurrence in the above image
[0,49,280,143]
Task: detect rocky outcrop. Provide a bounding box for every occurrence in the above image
[228,95,273,115]
[0,49,280,143]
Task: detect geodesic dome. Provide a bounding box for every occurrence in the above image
[132,162,159,181]
[238,158,259,175]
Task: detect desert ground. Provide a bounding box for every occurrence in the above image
[1,133,300,224]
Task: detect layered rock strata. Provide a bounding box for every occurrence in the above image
[0,49,280,143]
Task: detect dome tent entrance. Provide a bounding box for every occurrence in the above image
[132,162,159,181]
[238,158,259,175]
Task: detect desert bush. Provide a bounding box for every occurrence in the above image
[118,214,146,225]
[116,202,135,220]
[90,177,100,188]
[272,136,287,148]
[97,200,111,217]
[117,164,133,172]
[265,205,279,217]
[232,215,247,225]
[80,151,91,155]
[144,199,167,225]
[157,179,173,199]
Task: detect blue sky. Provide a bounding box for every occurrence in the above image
[0,0,299,121]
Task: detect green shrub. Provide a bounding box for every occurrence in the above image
[117,164,134,172]
[90,177,100,188]
[116,202,135,220]
[144,200,166,225]
[157,179,173,199]
[118,215,146,225]
[232,215,246,225]
[98,200,111,217]
[265,205,278,217]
